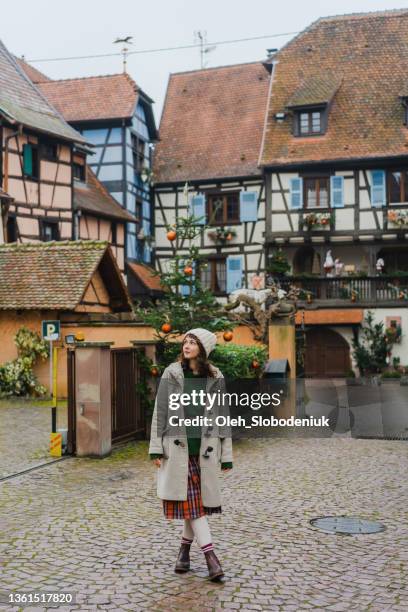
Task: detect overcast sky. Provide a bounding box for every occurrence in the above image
[4,0,407,124]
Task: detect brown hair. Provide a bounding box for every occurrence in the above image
[178,334,215,378]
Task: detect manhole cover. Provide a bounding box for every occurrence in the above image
[310,516,385,535]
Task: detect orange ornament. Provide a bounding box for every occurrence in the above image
[184,266,193,276]
[161,323,172,333]
[150,366,159,377]
[223,331,233,342]
[252,360,260,369]
[167,230,177,241]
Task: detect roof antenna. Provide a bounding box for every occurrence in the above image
[194,31,216,69]
[113,36,133,73]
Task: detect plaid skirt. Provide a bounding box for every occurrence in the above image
[163,455,222,519]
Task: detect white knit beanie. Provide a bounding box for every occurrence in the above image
[184,328,217,358]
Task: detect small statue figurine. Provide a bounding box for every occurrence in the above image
[324,250,335,277]
[376,257,385,275]
[335,258,344,277]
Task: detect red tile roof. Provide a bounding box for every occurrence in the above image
[15,57,51,83]
[260,9,408,167]
[127,261,163,291]
[0,40,85,144]
[154,62,270,183]
[75,168,137,222]
[37,73,139,122]
[0,241,132,311]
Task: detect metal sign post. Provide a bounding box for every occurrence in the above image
[42,321,61,445]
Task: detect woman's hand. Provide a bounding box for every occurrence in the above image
[153,458,162,468]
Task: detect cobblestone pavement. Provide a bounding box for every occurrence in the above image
[0,403,67,478]
[1,437,408,611]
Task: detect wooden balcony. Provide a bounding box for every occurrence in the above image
[268,275,408,306]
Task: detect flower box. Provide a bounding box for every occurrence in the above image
[387,209,408,228]
[207,227,237,243]
[302,212,333,230]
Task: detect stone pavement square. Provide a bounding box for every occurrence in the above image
[0,402,67,478]
[1,437,408,610]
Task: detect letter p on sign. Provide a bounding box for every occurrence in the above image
[42,320,60,341]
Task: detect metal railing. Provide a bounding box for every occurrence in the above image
[270,276,408,303]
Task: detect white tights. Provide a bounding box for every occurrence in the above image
[182,516,212,548]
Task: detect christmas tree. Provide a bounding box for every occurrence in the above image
[136,187,233,342]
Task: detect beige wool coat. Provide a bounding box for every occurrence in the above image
[149,361,233,507]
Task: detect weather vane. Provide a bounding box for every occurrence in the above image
[113,36,133,73]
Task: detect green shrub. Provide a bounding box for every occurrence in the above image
[381,370,402,379]
[0,327,49,398]
[155,341,268,379]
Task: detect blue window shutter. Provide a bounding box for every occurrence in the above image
[330,176,344,208]
[226,256,243,294]
[143,243,151,263]
[142,200,150,218]
[23,144,33,176]
[290,178,303,209]
[239,191,258,222]
[142,219,150,235]
[189,194,206,224]
[370,170,386,207]
[179,260,190,296]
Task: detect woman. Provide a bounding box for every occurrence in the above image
[149,328,233,581]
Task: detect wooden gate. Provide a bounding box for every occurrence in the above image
[305,327,351,378]
[111,348,145,443]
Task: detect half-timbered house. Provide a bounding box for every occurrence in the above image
[153,62,270,299]
[74,167,137,273]
[260,9,408,375]
[0,41,87,244]
[37,74,158,270]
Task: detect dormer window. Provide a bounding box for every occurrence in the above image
[297,109,324,136]
[286,76,340,138]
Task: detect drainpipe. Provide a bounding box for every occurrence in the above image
[73,209,81,240]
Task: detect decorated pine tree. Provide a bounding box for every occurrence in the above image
[136,188,234,342]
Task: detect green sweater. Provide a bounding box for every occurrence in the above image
[150,366,232,469]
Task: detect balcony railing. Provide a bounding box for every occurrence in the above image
[268,276,408,304]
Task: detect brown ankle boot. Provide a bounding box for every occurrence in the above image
[175,543,191,573]
[204,549,224,581]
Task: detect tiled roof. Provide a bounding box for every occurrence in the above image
[0,241,132,311]
[15,57,51,83]
[37,73,139,122]
[127,261,163,291]
[286,76,340,108]
[154,62,270,183]
[260,9,408,167]
[0,41,85,144]
[74,168,137,222]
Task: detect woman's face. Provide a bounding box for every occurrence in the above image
[182,335,200,359]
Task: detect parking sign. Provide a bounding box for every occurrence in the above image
[42,320,60,341]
